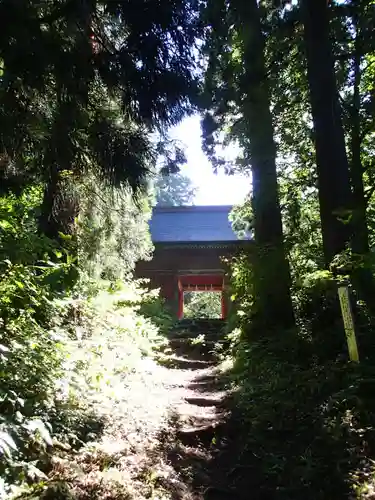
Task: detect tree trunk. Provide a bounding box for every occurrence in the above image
[39,0,93,248]
[350,15,369,256]
[39,162,63,241]
[231,0,295,330]
[39,164,79,242]
[301,0,353,267]
[349,14,375,312]
[38,87,79,246]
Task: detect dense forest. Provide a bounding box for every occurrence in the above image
[2,0,375,498]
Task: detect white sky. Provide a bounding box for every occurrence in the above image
[170,115,250,206]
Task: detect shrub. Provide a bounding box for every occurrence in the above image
[224,331,375,499]
[0,261,71,496]
[184,291,222,319]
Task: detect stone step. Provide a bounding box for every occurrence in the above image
[162,337,228,361]
[168,337,222,347]
[184,396,222,407]
[173,318,225,333]
[156,354,215,370]
[170,326,225,338]
[177,422,221,447]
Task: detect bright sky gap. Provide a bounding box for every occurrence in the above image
[170,115,250,206]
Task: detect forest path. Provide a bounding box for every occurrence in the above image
[151,318,236,500]
[44,319,237,500]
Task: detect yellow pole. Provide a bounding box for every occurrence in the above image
[337,285,359,362]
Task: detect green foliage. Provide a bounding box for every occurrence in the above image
[137,286,174,336]
[0,272,172,496]
[228,252,254,321]
[78,176,153,281]
[0,178,170,496]
[60,282,171,405]
[0,188,50,263]
[229,195,253,239]
[153,172,197,207]
[223,330,375,498]
[0,0,201,242]
[0,256,72,494]
[208,0,375,493]
[224,230,375,497]
[0,263,67,403]
[183,292,222,319]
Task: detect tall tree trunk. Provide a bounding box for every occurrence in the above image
[232,0,295,330]
[349,13,375,311]
[301,0,353,267]
[350,14,369,256]
[39,163,79,243]
[38,89,79,247]
[39,0,93,248]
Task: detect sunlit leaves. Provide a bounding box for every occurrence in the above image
[154,172,197,206]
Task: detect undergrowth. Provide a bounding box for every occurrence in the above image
[0,277,172,500]
[0,185,175,499]
[220,271,375,499]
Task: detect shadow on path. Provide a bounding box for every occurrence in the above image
[154,320,372,500]
[153,319,244,500]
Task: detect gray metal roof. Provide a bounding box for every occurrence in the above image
[149,205,247,243]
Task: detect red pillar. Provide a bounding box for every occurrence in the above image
[177,280,184,319]
[221,291,227,319]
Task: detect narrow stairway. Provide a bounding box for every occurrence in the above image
[157,319,240,500]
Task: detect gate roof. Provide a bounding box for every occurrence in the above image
[149,205,250,243]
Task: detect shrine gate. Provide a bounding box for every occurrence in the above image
[136,205,250,319]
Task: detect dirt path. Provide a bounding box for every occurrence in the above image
[146,319,233,500]
[46,320,234,500]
